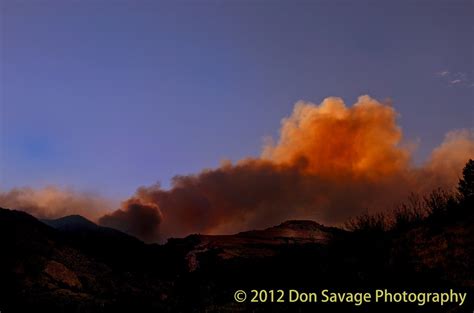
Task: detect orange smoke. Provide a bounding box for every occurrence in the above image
[262,96,410,179]
[1,95,472,242]
[416,129,474,193]
[104,96,472,240]
[0,186,111,221]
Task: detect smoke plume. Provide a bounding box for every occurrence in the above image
[419,129,474,192]
[262,96,410,179]
[1,95,472,242]
[99,198,162,243]
[104,96,473,240]
[0,186,111,220]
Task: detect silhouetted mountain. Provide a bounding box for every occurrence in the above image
[42,214,142,245]
[0,207,177,313]
[41,214,181,279]
[2,206,473,313]
[43,215,99,231]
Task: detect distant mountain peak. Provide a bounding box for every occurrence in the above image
[41,213,143,244]
[42,215,98,231]
[55,215,95,224]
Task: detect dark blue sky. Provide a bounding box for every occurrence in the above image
[1,0,473,198]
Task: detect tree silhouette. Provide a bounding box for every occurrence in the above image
[458,159,474,202]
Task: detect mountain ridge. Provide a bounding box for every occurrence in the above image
[2,206,473,313]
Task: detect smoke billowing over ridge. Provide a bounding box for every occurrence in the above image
[99,198,162,242]
[0,186,111,221]
[1,96,473,242]
[98,96,474,241]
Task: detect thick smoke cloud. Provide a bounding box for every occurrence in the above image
[107,96,473,240]
[99,198,162,243]
[262,96,410,179]
[0,186,111,220]
[1,95,472,242]
[418,129,474,192]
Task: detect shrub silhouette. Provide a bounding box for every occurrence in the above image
[391,193,425,231]
[345,212,387,233]
[347,159,473,233]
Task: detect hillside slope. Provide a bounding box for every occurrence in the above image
[1,207,472,313]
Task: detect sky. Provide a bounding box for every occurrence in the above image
[1,0,473,199]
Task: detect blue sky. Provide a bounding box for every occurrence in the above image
[1,0,473,198]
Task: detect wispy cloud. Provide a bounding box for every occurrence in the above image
[435,69,473,87]
[436,70,450,77]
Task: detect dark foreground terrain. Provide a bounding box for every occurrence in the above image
[0,201,473,313]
